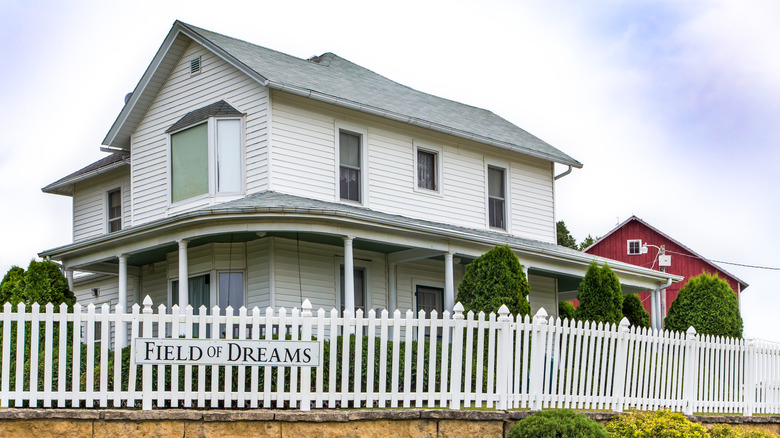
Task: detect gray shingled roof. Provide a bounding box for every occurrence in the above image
[104,21,581,168]
[42,154,128,196]
[166,100,244,133]
[183,22,581,168]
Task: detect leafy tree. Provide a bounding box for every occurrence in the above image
[622,294,650,328]
[456,245,530,317]
[558,301,576,321]
[664,272,743,338]
[574,262,624,325]
[556,221,577,249]
[578,234,597,251]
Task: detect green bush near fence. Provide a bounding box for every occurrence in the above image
[710,424,780,438]
[665,272,743,338]
[606,410,709,438]
[622,294,650,328]
[507,409,608,438]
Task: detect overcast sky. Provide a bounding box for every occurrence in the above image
[1,1,778,340]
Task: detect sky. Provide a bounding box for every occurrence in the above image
[1,0,778,340]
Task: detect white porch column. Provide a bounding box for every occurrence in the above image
[388,262,397,312]
[343,236,355,315]
[178,239,189,310]
[522,265,530,303]
[117,254,128,348]
[444,252,455,313]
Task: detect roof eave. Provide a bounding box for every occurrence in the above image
[41,160,129,196]
[267,82,583,168]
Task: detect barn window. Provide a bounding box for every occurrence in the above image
[627,239,642,255]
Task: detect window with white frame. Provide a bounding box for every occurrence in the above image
[627,239,642,255]
[488,166,506,229]
[339,130,362,202]
[340,266,366,312]
[416,149,437,191]
[167,100,244,205]
[218,272,244,338]
[107,188,122,232]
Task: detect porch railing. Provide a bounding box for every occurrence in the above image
[0,297,778,415]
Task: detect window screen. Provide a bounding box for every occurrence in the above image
[340,266,366,312]
[488,166,506,229]
[216,119,241,193]
[417,150,436,190]
[339,131,361,202]
[171,123,209,203]
[416,286,443,316]
[107,189,121,232]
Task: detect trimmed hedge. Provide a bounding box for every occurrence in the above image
[665,272,743,338]
[710,424,780,438]
[508,409,607,438]
[606,410,709,438]
[558,301,576,321]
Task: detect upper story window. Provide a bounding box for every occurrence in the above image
[107,188,122,232]
[627,239,642,255]
[416,149,438,191]
[339,130,362,203]
[488,165,506,230]
[167,100,245,205]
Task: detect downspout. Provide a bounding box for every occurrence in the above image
[554,165,572,180]
[655,277,673,329]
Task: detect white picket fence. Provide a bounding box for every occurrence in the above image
[0,297,778,414]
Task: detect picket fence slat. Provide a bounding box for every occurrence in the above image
[0,298,777,415]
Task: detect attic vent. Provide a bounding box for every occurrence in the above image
[190,56,201,76]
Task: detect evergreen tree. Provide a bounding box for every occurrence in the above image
[556,221,578,249]
[558,301,576,321]
[622,294,650,328]
[456,245,531,316]
[574,262,624,325]
[665,273,742,338]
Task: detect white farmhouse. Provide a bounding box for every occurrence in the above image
[40,21,678,331]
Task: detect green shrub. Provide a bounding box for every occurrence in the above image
[575,262,623,325]
[508,409,607,438]
[622,294,650,328]
[665,272,743,338]
[710,424,780,438]
[606,410,709,438]
[558,301,576,321]
[456,245,530,317]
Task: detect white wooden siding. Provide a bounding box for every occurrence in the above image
[131,42,269,225]
[140,262,168,307]
[528,274,557,317]
[246,239,270,309]
[72,170,130,242]
[269,93,556,240]
[509,159,555,243]
[269,238,387,313]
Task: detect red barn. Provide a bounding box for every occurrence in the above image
[582,216,747,328]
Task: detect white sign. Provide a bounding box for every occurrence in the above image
[134,338,320,366]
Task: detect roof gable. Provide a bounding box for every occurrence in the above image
[586,215,749,290]
[104,20,582,168]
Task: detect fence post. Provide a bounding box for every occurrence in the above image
[744,338,757,416]
[529,308,549,411]
[682,326,699,415]
[300,299,313,411]
[611,317,631,413]
[450,303,465,410]
[141,296,154,411]
[496,305,513,410]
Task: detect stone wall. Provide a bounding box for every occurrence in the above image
[0,409,778,438]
